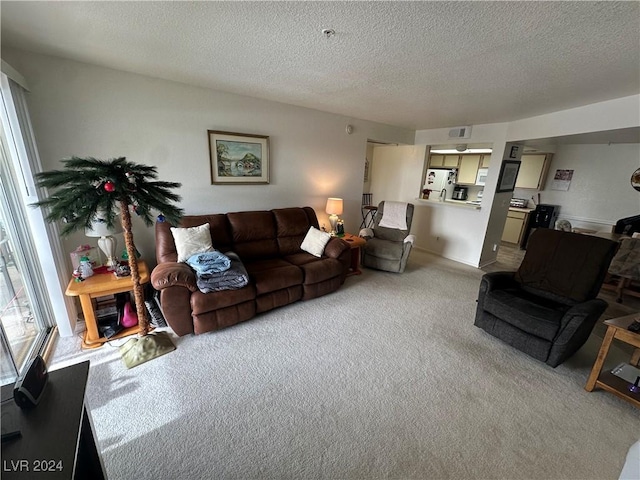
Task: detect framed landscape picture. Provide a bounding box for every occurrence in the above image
[496,160,521,192]
[208,130,270,184]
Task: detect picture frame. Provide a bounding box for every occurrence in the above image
[508,145,521,159]
[208,130,270,184]
[496,160,521,193]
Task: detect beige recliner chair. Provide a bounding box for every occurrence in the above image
[359,201,415,273]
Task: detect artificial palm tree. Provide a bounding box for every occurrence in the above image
[33,156,183,338]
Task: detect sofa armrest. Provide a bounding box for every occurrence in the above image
[480,271,517,293]
[324,237,349,259]
[546,298,608,367]
[151,262,198,292]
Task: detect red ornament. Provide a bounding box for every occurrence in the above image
[104,181,115,192]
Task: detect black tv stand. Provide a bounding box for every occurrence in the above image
[1,361,105,479]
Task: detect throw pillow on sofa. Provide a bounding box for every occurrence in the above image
[301,226,331,257]
[170,223,214,262]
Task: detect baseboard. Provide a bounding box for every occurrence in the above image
[414,246,480,268]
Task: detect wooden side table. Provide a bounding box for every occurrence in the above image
[341,233,366,276]
[585,313,640,408]
[65,261,149,349]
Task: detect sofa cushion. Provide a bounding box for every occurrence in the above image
[245,258,303,295]
[300,226,331,257]
[483,288,570,341]
[273,207,319,255]
[156,214,232,263]
[515,229,617,303]
[283,252,321,266]
[170,223,214,262]
[297,257,343,285]
[227,211,279,261]
[363,238,404,261]
[191,284,257,316]
[373,202,413,242]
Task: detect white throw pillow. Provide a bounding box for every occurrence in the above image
[170,223,214,262]
[300,226,331,257]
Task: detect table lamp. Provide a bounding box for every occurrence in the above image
[85,217,123,270]
[325,197,343,235]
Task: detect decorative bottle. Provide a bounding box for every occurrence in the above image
[79,256,94,278]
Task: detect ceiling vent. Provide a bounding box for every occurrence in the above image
[448,126,472,139]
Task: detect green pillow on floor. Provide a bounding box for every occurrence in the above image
[120,331,176,369]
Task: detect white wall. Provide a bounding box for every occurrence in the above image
[4,49,414,263]
[507,95,640,142]
[369,145,427,204]
[4,48,414,336]
[526,144,640,230]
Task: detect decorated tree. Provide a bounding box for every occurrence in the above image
[33,156,183,336]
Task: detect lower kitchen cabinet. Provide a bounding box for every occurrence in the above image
[501,209,530,245]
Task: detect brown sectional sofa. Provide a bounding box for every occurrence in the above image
[151,207,351,336]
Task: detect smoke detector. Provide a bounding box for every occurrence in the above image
[455,144,468,152]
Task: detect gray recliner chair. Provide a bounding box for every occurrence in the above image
[359,201,415,273]
[474,228,617,367]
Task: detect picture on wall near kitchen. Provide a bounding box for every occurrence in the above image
[208,130,270,184]
[496,160,521,192]
[551,169,574,191]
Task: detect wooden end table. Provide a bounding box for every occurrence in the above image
[341,233,366,276]
[585,313,640,408]
[65,261,149,349]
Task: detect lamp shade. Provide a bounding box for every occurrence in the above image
[325,197,343,215]
[85,218,123,237]
[84,211,122,238]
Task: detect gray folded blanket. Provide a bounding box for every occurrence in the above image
[195,252,249,293]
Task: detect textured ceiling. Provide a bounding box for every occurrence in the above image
[2,1,639,130]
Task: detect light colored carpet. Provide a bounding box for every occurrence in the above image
[51,250,639,480]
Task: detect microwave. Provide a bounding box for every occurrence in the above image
[476,168,488,186]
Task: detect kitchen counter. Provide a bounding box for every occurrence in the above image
[509,206,534,213]
[415,198,481,210]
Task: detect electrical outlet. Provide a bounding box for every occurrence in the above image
[493,243,498,252]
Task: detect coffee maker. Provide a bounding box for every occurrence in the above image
[452,186,468,201]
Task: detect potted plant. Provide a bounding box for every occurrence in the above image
[33,156,183,366]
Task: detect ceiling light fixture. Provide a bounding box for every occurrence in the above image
[322,28,335,38]
[430,148,493,154]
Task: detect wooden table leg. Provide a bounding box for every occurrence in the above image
[585,326,616,391]
[631,348,640,367]
[348,246,363,276]
[79,294,102,348]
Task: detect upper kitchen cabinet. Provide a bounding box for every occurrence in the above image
[429,154,445,167]
[515,154,553,189]
[443,155,460,168]
[428,154,460,168]
[458,155,481,184]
